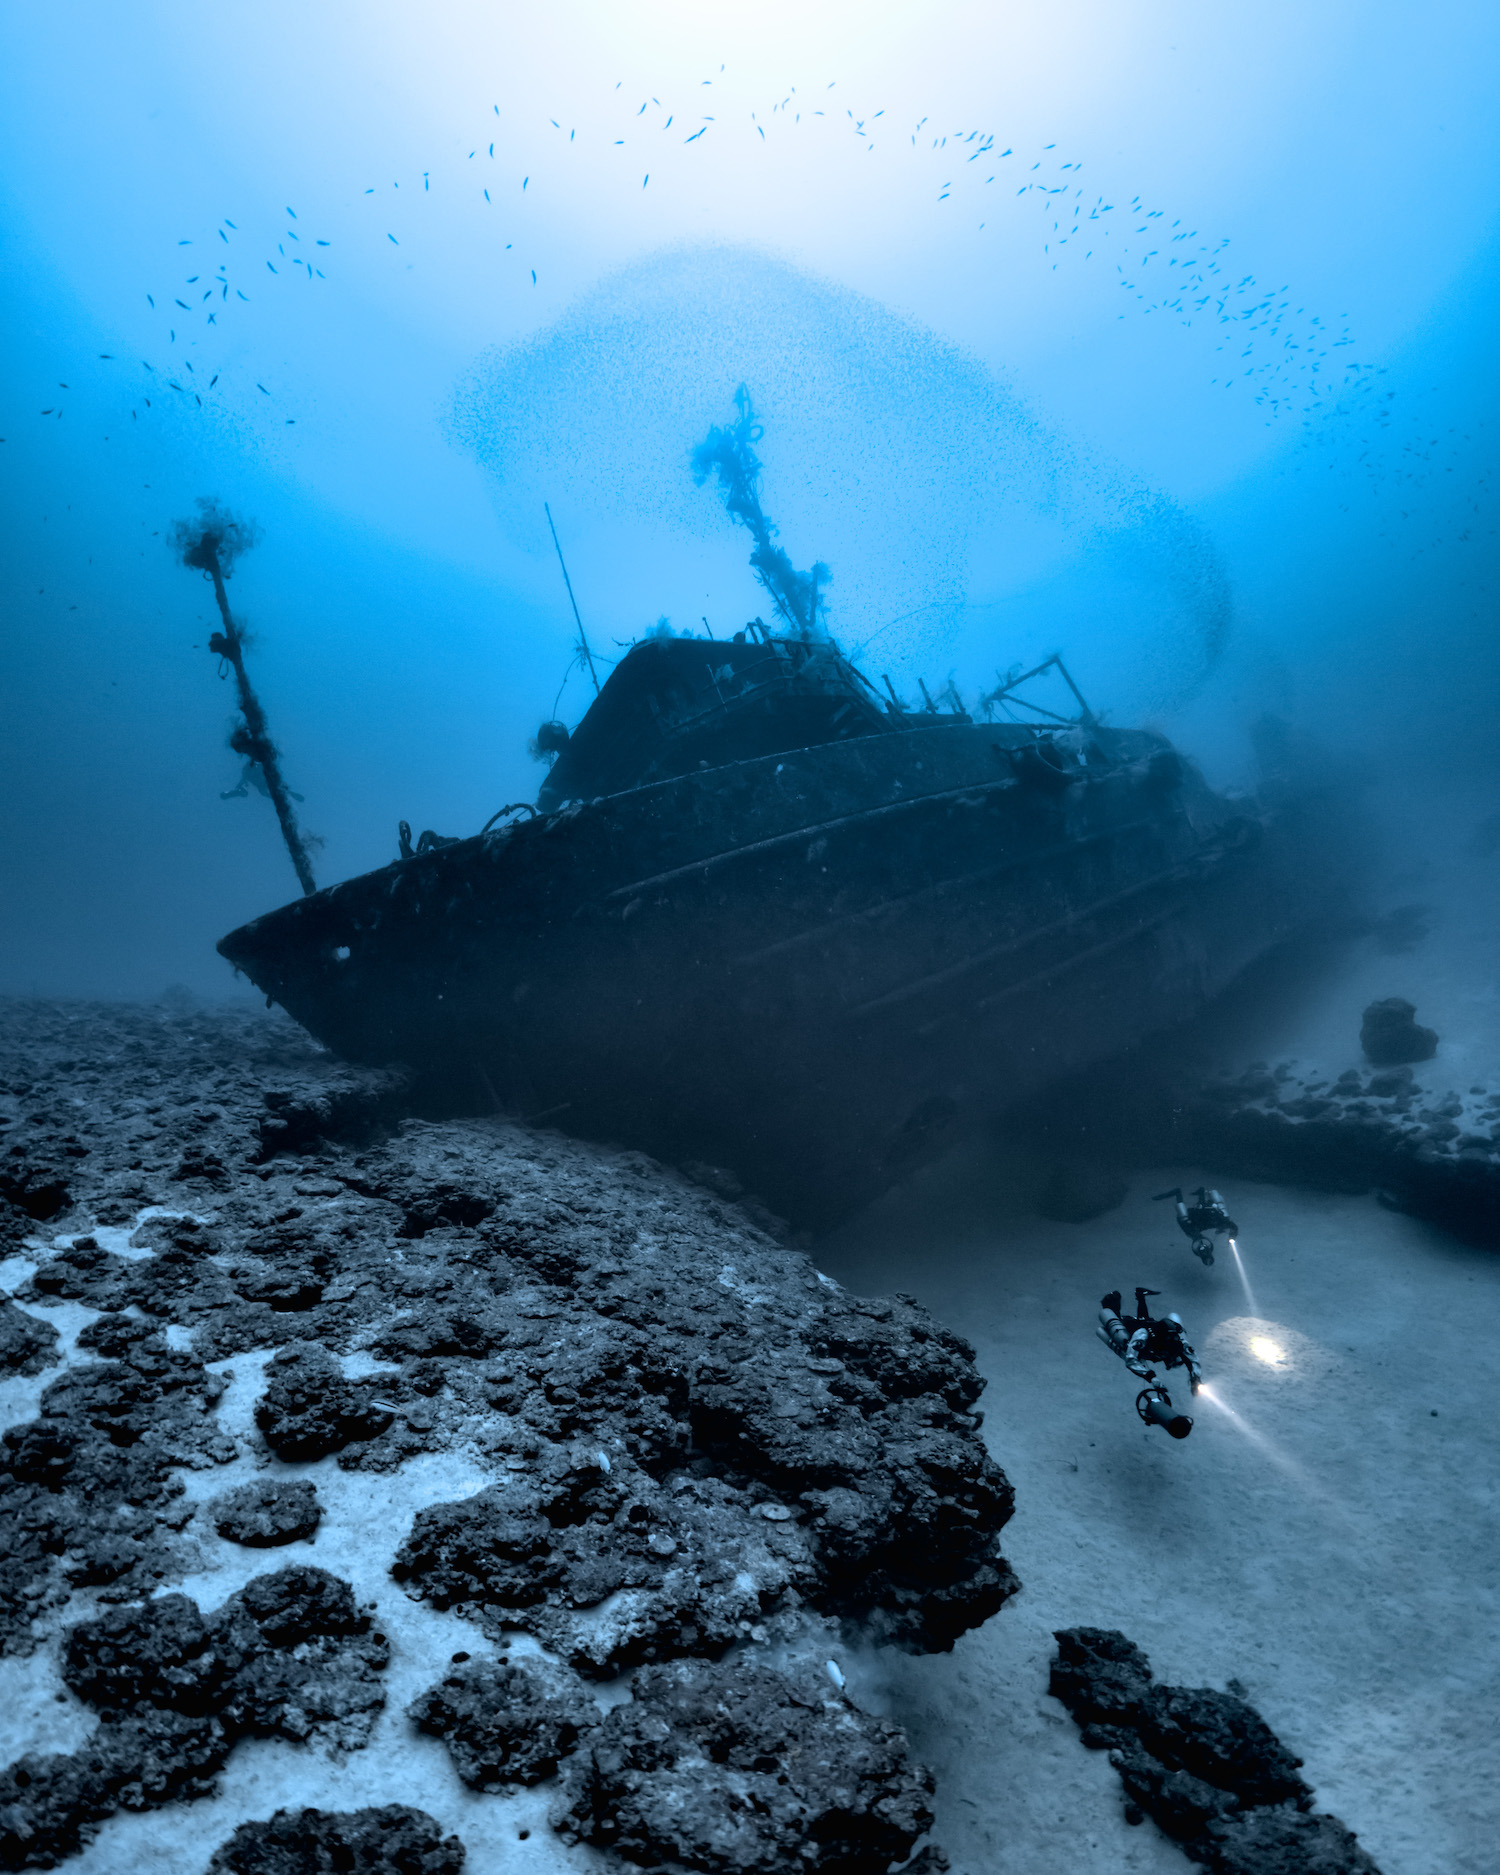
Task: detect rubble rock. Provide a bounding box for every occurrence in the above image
[1051,1628,1380,1874]
[1200,1804,1383,1875]
[391,1301,1015,1669]
[1018,1039,1500,1245]
[210,1479,322,1548]
[0,1152,75,1223]
[1360,998,1438,1066]
[0,1712,229,1869]
[205,1804,466,1874]
[62,1565,387,1745]
[1049,1626,1154,1729]
[1111,1739,1234,1839]
[408,1655,597,1788]
[3,1566,385,1866]
[255,1068,410,1163]
[0,1315,234,1649]
[1140,1683,1311,1810]
[254,1344,394,1462]
[0,998,1016,1869]
[21,1238,130,1310]
[553,1656,935,1874]
[0,1299,60,1377]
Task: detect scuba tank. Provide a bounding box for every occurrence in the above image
[1204,1189,1238,1235]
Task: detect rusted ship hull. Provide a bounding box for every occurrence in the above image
[219,720,1321,1225]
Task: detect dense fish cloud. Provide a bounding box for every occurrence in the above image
[451,244,1236,714]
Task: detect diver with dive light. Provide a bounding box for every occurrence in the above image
[1097,1287,1202,1439]
[1154,1185,1238,1266]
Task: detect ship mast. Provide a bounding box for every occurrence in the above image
[545,503,601,696]
[692,386,829,639]
[174,499,318,897]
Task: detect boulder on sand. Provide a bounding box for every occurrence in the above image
[1036,1161,1128,1224]
[1360,998,1437,1066]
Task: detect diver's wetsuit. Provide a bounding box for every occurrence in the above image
[1097,1288,1203,1392]
[1153,1187,1237,1264]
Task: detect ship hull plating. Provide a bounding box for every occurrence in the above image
[219,722,1314,1224]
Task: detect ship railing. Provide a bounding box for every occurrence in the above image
[979,654,1097,729]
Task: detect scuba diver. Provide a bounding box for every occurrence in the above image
[1154,1185,1238,1266]
[1097,1288,1202,1439]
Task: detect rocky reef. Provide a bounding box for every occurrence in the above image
[1358,997,1438,1068]
[553,1656,936,1873]
[1154,1051,1500,1243]
[1018,984,1500,1245]
[1050,1628,1382,1873]
[1,1564,388,1865]
[0,997,1017,1870]
[204,1806,467,1874]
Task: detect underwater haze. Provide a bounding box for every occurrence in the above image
[2,0,1499,997]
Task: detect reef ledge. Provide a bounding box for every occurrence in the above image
[0,996,1015,1872]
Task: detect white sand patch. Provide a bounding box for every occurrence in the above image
[6,1339,627,1873]
[0,1647,99,1763]
[0,1203,220,1431]
[0,1297,106,1433]
[68,1765,612,1875]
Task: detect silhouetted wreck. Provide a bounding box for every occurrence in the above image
[220,392,1332,1224]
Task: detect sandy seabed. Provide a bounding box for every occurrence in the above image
[818,1147,1499,1875]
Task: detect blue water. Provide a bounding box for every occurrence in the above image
[2,4,1497,995]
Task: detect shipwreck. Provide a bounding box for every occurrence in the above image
[219,391,1332,1224]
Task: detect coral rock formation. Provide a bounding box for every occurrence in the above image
[2,1567,386,1865]
[408,1655,597,1789]
[1359,998,1438,1067]
[553,1656,936,1874]
[0,1300,59,1378]
[1050,1628,1381,1874]
[0,999,1012,1869]
[209,1477,322,1547]
[205,1804,466,1874]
